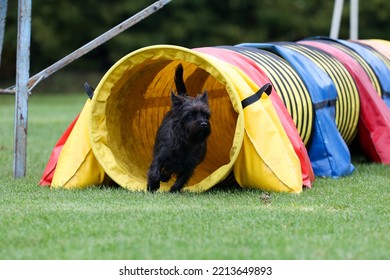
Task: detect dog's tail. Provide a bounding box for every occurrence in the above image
[174,64,188,96]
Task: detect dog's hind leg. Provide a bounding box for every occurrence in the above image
[169,170,193,193]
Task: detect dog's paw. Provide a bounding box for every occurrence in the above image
[169,185,183,193]
[147,183,159,193]
[169,188,181,193]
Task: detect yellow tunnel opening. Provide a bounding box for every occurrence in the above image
[90,46,244,192]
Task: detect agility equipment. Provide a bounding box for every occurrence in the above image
[279,43,360,145]
[44,45,303,193]
[237,42,355,178]
[300,39,390,164]
[195,46,314,188]
[219,46,314,147]
[332,38,390,108]
[359,39,390,61]
[39,114,79,186]
[50,99,110,188]
[40,37,390,192]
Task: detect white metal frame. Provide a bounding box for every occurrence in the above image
[330,0,359,39]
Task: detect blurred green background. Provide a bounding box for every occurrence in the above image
[1,0,389,92]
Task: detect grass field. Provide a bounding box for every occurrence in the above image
[0,93,389,260]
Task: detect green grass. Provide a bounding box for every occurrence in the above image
[0,93,389,260]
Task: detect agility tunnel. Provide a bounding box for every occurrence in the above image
[308,37,390,109]
[237,39,390,168]
[41,45,303,193]
[219,46,314,147]
[237,42,356,177]
[194,46,314,188]
[299,38,390,164]
[40,38,390,193]
[349,40,390,109]
[359,39,390,61]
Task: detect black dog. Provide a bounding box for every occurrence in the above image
[147,64,211,193]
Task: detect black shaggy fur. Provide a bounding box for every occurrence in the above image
[174,63,188,96]
[147,64,211,193]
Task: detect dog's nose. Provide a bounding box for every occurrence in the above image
[200,122,208,129]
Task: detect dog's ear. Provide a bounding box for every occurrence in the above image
[171,91,185,108]
[198,90,209,104]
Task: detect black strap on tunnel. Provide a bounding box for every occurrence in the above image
[383,91,390,98]
[241,83,272,109]
[84,82,95,99]
[313,99,337,110]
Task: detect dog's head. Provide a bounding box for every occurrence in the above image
[170,91,211,144]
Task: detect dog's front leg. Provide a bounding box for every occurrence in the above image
[147,159,161,192]
[169,170,193,193]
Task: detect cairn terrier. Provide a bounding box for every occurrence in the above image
[147,64,211,193]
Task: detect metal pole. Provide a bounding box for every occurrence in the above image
[26,0,171,90]
[330,0,344,39]
[0,0,8,66]
[13,0,31,178]
[350,0,359,40]
[1,0,171,95]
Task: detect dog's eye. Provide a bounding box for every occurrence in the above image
[187,113,194,118]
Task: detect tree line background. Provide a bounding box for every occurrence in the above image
[1,0,389,91]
